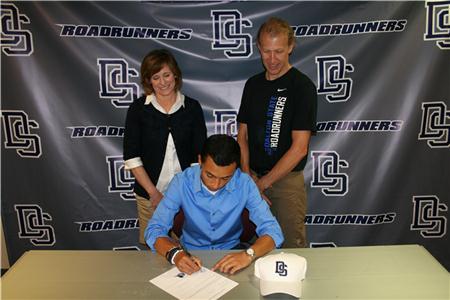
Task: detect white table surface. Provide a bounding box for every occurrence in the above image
[1,244,449,299]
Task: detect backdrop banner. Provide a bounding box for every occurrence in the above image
[1,1,449,270]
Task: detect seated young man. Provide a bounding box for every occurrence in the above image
[145,134,283,275]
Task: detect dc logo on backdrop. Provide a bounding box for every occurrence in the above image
[316,55,354,102]
[275,261,288,276]
[213,109,238,137]
[418,101,450,148]
[311,151,349,196]
[411,195,447,238]
[1,110,42,158]
[424,0,450,49]
[15,204,55,246]
[106,156,135,200]
[0,3,33,56]
[211,10,252,58]
[98,58,139,108]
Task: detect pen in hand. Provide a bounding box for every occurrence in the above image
[180,242,202,270]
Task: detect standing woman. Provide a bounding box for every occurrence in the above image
[124,49,207,245]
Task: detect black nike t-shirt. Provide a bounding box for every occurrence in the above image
[237,67,317,173]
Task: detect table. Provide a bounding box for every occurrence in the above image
[1,245,449,299]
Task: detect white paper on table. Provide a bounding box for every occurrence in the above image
[149,266,238,300]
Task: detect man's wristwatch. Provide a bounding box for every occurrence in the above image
[245,247,255,260]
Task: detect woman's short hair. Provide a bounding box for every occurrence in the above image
[140,49,182,95]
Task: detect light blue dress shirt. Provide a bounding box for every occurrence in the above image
[145,165,284,250]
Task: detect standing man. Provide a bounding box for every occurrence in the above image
[237,17,317,248]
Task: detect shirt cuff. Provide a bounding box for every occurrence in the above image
[258,227,284,248]
[272,232,284,248]
[146,233,170,252]
[124,157,143,170]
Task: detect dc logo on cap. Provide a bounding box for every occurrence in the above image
[275,261,288,276]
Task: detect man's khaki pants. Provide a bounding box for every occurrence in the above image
[263,171,307,248]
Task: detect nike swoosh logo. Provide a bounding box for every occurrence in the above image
[277,88,287,92]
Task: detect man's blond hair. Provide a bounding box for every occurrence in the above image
[257,17,295,47]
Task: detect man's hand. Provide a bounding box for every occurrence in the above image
[259,192,272,206]
[173,251,202,275]
[211,252,252,275]
[256,176,271,193]
[256,177,272,206]
[249,172,273,206]
[149,189,164,209]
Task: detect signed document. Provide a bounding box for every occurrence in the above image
[150,267,238,300]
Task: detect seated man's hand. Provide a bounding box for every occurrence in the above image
[211,252,252,275]
[174,251,202,275]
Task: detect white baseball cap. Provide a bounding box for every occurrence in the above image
[254,252,307,298]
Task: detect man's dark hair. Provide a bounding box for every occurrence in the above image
[201,134,241,167]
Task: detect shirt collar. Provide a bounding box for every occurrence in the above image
[223,168,238,192]
[144,91,185,114]
[193,165,203,193]
[201,182,219,195]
